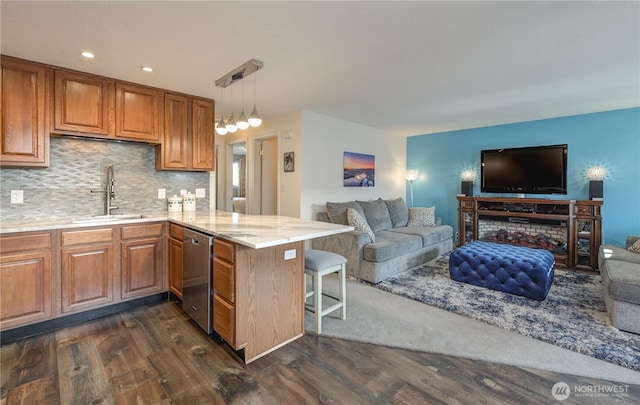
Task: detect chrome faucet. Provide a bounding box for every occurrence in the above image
[105,164,119,215]
[91,164,119,215]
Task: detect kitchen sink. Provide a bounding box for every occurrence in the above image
[71,214,143,223]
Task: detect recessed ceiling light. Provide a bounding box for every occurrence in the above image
[81,51,95,59]
[141,66,154,72]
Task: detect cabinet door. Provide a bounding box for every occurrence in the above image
[0,57,49,167]
[191,98,214,170]
[54,69,112,135]
[168,237,183,299]
[0,251,52,329]
[159,93,189,169]
[121,238,164,299]
[61,243,113,313]
[115,83,160,142]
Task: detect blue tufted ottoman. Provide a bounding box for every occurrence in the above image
[449,241,555,300]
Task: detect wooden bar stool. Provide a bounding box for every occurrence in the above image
[304,249,347,334]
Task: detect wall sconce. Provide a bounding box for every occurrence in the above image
[405,170,419,207]
[461,170,475,196]
[586,166,606,200]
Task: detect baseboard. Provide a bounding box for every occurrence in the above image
[1,293,169,346]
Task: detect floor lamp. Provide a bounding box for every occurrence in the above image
[405,170,419,207]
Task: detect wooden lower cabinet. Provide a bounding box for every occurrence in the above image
[213,238,305,363]
[0,232,53,329]
[60,227,114,313]
[212,238,238,347]
[168,223,184,298]
[121,223,165,300]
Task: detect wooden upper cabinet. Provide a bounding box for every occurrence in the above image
[0,56,49,167]
[159,93,189,169]
[115,82,161,143]
[191,98,215,170]
[54,69,113,135]
[156,94,215,171]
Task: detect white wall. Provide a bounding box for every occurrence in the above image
[300,111,407,220]
[215,110,407,220]
[215,111,302,217]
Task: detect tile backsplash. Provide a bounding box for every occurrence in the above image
[0,137,210,222]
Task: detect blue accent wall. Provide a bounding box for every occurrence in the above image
[407,107,640,247]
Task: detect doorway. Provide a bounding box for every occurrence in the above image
[254,136,278,215]
[231,142,247,213]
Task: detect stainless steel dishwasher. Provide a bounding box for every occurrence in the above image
[183,228,213,334]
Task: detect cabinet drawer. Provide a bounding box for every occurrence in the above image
[121,223,164,240]
[0,232,51,253]
[213,294,235,345]
[214,238,235,263]
[575,205,593,215]
[62,228,113,246]
[213,257,234,303]
[169,223,185,240]
[459,199,474,209]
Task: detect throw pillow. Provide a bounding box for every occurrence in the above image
[326,201,365,225]
[347,208,376,243]
[384,197,409,227]
[628,239,640,253]
[356,198,393,232]
[407,206,436,227]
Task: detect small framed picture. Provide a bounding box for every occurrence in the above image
[284,152,295,172]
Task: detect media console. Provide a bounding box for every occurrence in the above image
[457,196,602,271]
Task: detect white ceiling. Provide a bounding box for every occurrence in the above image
[2,1,639,137]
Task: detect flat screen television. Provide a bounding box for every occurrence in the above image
[481,144,568,194]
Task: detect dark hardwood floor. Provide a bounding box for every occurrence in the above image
[2,301,638,404]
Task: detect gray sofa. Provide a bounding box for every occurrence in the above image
[312,198,453,284]
[598,236,640,334]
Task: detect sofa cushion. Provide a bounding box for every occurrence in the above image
[628,239,640,253]
[347,208,375,243]
[384,197,409,228]
[605,260,640,305]
[407,206,436,227]
[326,200,365,225]
[357,198,393,232]
[363,231,422,262]
[387,225,454,247]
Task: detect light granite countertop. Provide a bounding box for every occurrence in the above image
[0,210,353,249]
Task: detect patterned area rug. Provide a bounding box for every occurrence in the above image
[374,256,640,372]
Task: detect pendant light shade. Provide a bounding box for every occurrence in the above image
[237,109,249,130]
[215,116,227,135]
[248,104,262,127]
[226,113,238,133]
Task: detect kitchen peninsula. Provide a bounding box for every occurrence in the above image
[0,211,353,363]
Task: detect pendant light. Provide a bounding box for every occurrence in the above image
[225,85,238,133]
[215,116,228,135]
[236,79,249,130]
[215,59,263,130]
[215,87,228,135]
[226,113,238,133]
[248,72,262,127]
